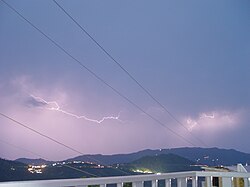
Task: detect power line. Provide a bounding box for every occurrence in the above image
[0,112,131,176]
[0,138,98,177]
[1,0,197,146]
[52,0,207,147]
[0,112,83,155]
[0,138,45,159]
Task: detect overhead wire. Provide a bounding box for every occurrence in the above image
[0,138,98,177]
[0,112,130,176]
[52,0,207,147]
[0,138,45,159]
[1,0,198,147]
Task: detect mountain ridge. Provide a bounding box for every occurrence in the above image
[121,153,201,173]
[15,158,52,165]
[15,147,250,166]
[66,147,250,166]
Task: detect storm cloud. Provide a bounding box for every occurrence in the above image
[0,0,250,160]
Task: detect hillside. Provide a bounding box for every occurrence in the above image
[15,158,52,165]
[0,158,132,182]
[66,147,250,166]
[1,154,199,182]
[3,146,250,182]
[120,154,201,173]
[0,158,31,182]
[163,147,250,166]
[17,147,250,166]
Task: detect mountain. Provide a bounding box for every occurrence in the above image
[0,154,200,182]
[120,154,201,173]
[0,157,132,182]
[15,158,52,165]
[0,158,31,182]
[14,147,250,168]
[4,147,250,182]
[159,147,250,166]
[66,147,250,166]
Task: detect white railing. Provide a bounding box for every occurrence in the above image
[0,171,250,187]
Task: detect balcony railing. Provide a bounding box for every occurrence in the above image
[0,171,250,187]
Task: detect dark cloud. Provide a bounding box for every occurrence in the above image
[0,0,250,160]
[25,96,47,108]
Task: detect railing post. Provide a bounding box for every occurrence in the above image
[165,179,171,187]
[222,177,232,187]
[132,181,143,187]
[231,177,235,187]
[117,183,123,187]
[1,171,250,187]
[152,180,158,187]
[206,176,212,187]
[100,184,107,187]
[244,178,249,187]
[192,176,197,187]
[177,178,187,187]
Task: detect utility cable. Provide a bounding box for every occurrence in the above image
[52,0,207,146]
[0,112,130,176]
[0,138,98,177]
[1,0,197,146]
[0,138,45,159]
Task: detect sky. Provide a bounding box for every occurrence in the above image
[0,0,250,161]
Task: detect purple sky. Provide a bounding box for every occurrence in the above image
[0,0,250,161]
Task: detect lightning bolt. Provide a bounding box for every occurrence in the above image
[186,118,197,132]
[29,94,122,124]
[200,113,215,119]
[186,112,216,131]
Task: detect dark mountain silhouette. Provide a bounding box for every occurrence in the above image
[1,158,132,182]
[15,158,52,165]
[15,147,250,168]
[64,147,250,166]
[121,153,201,173]
[0,153,199,182]
[0,158,31,182]
[3,147,250,182]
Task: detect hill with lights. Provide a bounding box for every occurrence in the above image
[119,154,201,173]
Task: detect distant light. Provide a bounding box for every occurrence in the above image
[156,173,161,175]
[41,165,47,168]
[133,169,153,174]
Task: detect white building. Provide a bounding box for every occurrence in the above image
[0,165,249,187]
